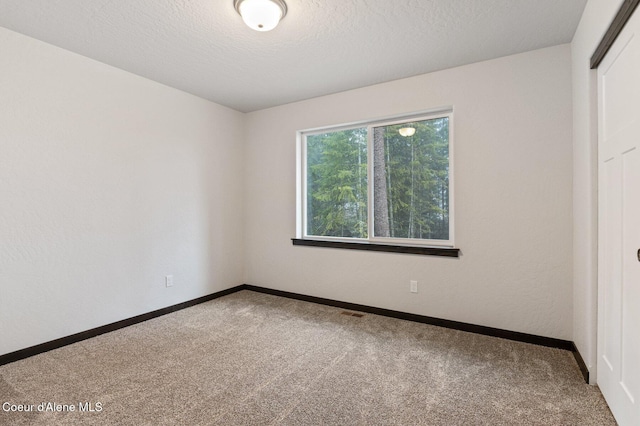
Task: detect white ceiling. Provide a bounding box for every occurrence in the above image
[0,0,587,112]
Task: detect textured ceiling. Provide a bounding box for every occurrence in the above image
[0,0,587,112]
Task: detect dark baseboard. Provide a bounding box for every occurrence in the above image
[571,342,590,383]
[245,284,590,383]
[0,285,246,367]
[244,285,573,350]
[1,283,590,384]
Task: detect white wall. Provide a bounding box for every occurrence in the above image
[0,27,245,356]
[571,0,624,383]
[0,23,579,357]
[244,45,574,340]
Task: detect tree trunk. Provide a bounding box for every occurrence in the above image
[373,128,390,237]
[385,137,394,237]
[409,138,415,238]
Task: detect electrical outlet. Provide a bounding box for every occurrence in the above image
[410,280,418,293]
[165,275,174,287]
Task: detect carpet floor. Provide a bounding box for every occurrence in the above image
[0,290,615,425]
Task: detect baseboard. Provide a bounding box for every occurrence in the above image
[1,283,589,384]
[0,285,246,367]
[571,342,590,383]
[244,284,576,350]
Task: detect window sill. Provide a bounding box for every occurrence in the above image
[291,238,460,257]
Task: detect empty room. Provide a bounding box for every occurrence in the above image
[1,0,638,424]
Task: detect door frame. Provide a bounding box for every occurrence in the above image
[591,0,640,70]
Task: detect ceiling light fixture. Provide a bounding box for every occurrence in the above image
[234,0,287,32]
[398,127,416,137]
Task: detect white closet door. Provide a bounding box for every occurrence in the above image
[597,7,640,426]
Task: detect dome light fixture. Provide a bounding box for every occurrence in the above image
[398,127,416,137]
[234,0,287,32]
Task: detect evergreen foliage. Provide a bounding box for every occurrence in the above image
[305,117,449,241]
[307,128,368,238]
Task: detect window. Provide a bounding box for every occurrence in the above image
[298,109,454,248]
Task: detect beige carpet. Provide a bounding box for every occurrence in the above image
[0,290,615,425]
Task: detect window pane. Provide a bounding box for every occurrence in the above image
[373,117,449,240]
[306,128,368,238]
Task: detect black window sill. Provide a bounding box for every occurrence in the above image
[292,238,460,257]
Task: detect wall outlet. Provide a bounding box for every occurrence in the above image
[410,280,418,293]
[165,275,174,287]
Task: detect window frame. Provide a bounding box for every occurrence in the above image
[297,107,455,249]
